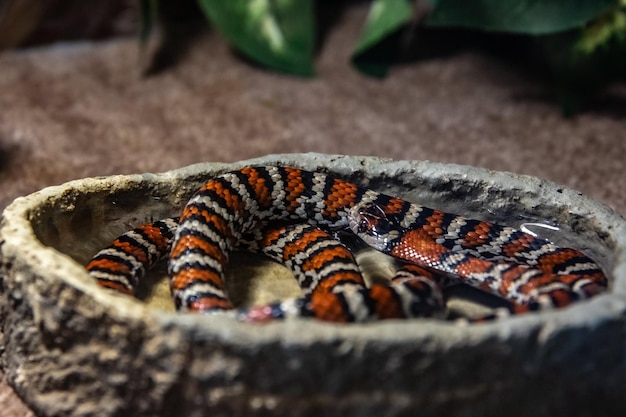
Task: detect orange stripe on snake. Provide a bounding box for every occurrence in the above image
[86,166,607,321]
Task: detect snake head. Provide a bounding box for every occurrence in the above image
[348,202,400,252]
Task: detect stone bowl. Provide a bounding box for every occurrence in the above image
[1,153,625,417]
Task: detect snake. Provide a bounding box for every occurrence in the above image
[86,166,607,322]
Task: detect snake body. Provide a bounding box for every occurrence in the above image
[86,166,607,321]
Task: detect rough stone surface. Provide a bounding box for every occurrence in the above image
[1,153,626,417]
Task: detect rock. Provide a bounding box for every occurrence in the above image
[1,153,625,417]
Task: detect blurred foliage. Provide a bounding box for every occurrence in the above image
[139,0,157,45]
[196,0,315,76]
[427,0,616,34]
[144,0,620,113]
[539,3,626,114]
[1,0,624,113]
[351,0,414,77]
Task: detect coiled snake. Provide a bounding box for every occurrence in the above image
[86,166,607,322]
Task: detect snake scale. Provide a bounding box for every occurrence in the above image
[86,166,607,322]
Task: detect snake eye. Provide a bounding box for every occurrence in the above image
[357,218,370,234]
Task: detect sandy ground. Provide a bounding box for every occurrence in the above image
[1,6,625,416]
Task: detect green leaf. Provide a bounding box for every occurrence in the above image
[539,5,626,114]
[575,3,626,54]
[427,0,618,35]
[354,0,414,56]
[352,0,413,77]
[197,0,315,76]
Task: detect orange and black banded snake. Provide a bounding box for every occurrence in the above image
[86,166,607,322]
